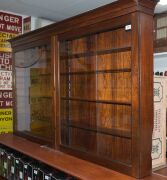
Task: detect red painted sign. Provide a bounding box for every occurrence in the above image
[0,12,22,34]
[0,90,13,108]
[23,16,31,33]
[0,52,12,71]
[0,12,22,133]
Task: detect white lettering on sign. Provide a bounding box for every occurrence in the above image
[0,14,20,24]
[7,25,22,33]
[0,23,4,29]
[5,101,13,106]
[0,101,13,107]
[0,53,11,59]
[0,91,13,98]
[0,70,12,90]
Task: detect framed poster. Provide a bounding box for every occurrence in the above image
[152,76,167,168]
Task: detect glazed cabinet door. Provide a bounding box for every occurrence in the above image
[58,16,134,175]
[57,10,154,177]
[14,41,55,147]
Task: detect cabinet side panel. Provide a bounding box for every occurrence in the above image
[131,12,154,178]
[131,12,140,178]
[139,12,154,177]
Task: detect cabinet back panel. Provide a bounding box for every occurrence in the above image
[97,72,131,102]
[60,51,131,73]
[97,28,131,50]
[97,51,131,71]
[61,126,131,165]
[59,24,133,168]
[61,100,131,133]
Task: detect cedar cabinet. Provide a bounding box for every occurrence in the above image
[10,0,158,178]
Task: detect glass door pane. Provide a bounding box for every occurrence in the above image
[15,44,54,145]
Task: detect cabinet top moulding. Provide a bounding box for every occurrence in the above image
[9,0,158,49]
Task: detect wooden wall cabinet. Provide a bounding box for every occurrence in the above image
[10,0,158,178]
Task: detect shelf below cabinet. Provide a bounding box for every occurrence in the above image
[0,134,135,180]
[0,134,166,180]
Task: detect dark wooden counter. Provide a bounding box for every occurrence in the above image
[0,134,166,180]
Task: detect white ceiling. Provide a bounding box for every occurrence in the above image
[155,3,167,14]
[0,0,166,22]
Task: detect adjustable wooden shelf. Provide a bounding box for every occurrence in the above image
[7,0,158,178]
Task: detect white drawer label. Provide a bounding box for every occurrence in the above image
[19,171,23,179]
[4,162,7,169]
[125,24,131,31]
[45,175,49,180]
[11,166,14,173]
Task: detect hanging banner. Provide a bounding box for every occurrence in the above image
[0,12,22,52]
[0,12,22,33]
[23,16,31,33]
[152,76,167,168]
[0,11,22,134]
[0,108,13,133]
